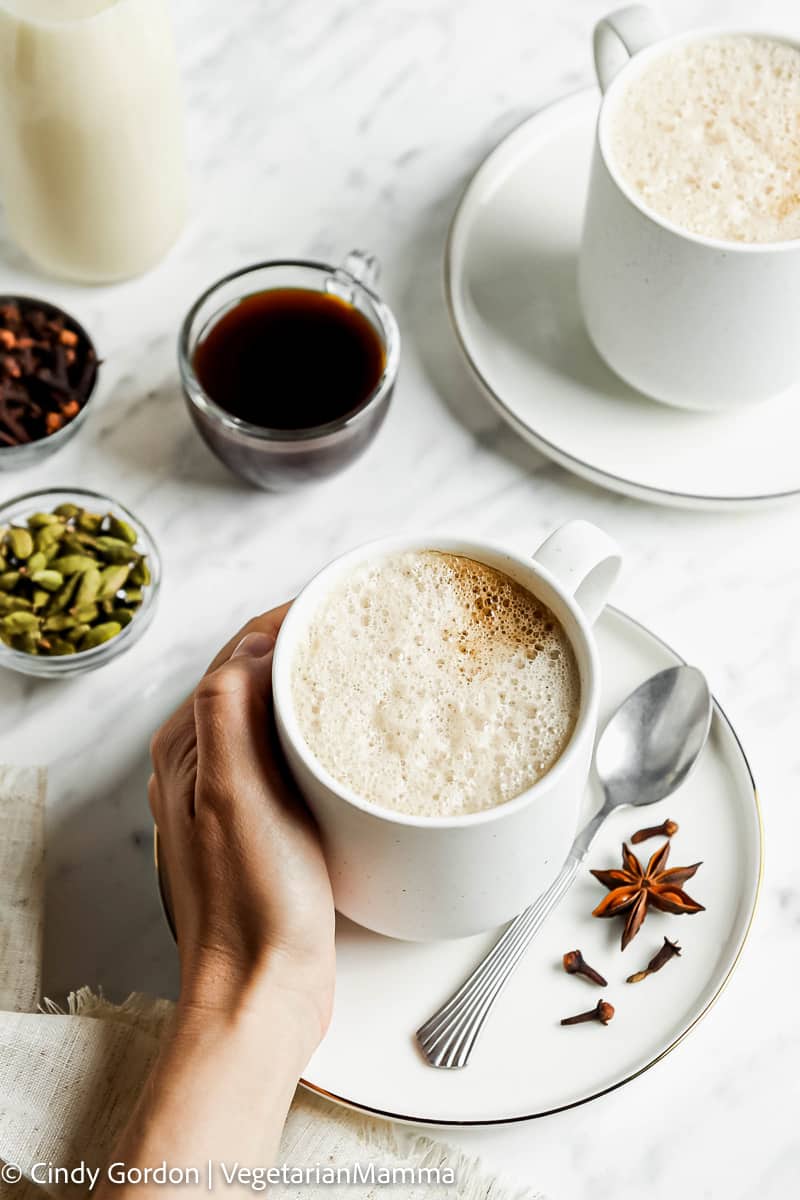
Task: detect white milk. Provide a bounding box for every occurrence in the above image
[0,0,187,281]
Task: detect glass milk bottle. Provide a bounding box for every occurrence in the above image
[0,0,186,282]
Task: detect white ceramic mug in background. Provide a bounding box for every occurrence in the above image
[579,6,800,411]
[273,521,621,941]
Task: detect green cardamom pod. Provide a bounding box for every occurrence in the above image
[53,503,81,519]
[73,565,102,608]
[15,631,40,655]
[1,611,39,634]
[49,555,98,575]
[42,614,77,633]
[122,587,143,606]
[25,552,47,575]
[35,523,66,548]
[129,558,151,587]
[60,534,89,555]
[105,515,138,545]
[0,571,20,592]
[27,512,62,528]
[93,537,140,565]
[42,637,76,656]
[76,509,104,534]
[79,622,122,651]
[31,589,50,611]
[97,564,130,601]
[114,608,136,628]
[46,575,79,615]
[0,593,29,613]
[65,623,91,645]
[7,527,34,560]
[30,569,64,593]
[72,603,99,624]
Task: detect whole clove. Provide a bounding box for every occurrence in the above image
[562,949,607,986]
[561,999,615,1026]
[0,299,98,448]
[631,819,679,844]
[626,937,681,983]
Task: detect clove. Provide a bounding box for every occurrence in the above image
[562,949,607,986]
[631,818,678,845]
[626,937,681,983]
[0,300,96,448]
[561,999,615,1026]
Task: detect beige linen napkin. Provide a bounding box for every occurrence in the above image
[0,767,540,1200]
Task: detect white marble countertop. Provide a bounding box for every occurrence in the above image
[1,0,799,1196]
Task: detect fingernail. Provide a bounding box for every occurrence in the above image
[232,632,275,659]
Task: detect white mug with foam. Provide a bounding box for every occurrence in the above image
[579,5,800,411]
[272,521,621,941]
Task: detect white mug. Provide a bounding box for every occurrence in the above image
[272,521,621,941]
[579,6,800,411]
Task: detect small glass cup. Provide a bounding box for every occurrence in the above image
[0,487,161,679]
[178,251,400,490]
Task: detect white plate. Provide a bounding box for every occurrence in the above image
[446,88,800,509]
[157,606,762,1126]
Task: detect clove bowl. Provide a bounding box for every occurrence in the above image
[0,296,100,471]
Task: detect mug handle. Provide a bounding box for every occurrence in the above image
[593,5,666,93]
[533,520,621,625]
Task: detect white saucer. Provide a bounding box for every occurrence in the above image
[157,607,762,1126]
[446,88,800,509]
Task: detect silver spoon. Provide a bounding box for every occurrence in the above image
[416,665,712,1069]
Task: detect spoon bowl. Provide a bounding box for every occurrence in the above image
[595,666,712,810]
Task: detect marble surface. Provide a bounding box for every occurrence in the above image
[0,0,798,1196]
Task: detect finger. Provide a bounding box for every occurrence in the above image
[204,602,292,676]
[148,607,289,809]
[193,638,276,809]
[150,698,198,796]
[153,603,291,757]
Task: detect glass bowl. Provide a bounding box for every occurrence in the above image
[0,296,100,471]
[0,487,161,678]
[178,251,401,490]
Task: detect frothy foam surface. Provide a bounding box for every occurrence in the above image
[292,551,580,817]
[611,36,800,243]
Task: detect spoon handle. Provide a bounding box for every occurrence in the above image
[415,852,584,1069]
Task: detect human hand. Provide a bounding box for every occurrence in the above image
[149,604,335,1060]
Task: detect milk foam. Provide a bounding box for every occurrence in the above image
[611,36,800,243]
[292,551,580,817]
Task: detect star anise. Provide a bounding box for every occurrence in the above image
[590,841,704,950]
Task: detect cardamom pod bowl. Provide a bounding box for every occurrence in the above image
[0,487,161,678]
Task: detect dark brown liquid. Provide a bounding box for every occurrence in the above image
[193,288,386,431]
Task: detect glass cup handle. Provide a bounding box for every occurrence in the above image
[593,5,665,93]
[327,250,381,303]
